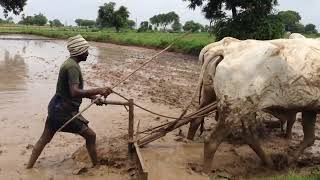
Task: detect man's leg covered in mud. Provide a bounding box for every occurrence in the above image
[79,127,98,166]
[26,124,55,169]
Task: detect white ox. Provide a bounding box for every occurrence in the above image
[192,37,320,172]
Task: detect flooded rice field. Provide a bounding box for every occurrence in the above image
[1,34,320,180]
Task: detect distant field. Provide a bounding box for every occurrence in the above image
[0,25,318,55]
[0,25,215,55]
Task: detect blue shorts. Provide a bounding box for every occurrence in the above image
[46,94,89,134]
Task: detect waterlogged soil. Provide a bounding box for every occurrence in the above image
[1,34,320,180]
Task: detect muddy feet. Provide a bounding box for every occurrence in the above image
[188,163,233,179]
[188,162,203,173]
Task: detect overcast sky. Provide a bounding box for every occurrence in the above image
[1,0,319,29]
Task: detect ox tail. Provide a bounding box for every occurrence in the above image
[198,52,224,105]
[198,54,224,135]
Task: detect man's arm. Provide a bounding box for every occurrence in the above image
[69,84,112,99]
[67,67,112,99]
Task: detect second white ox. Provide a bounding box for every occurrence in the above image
[191,37,320,172]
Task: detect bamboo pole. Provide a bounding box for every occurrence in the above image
[100,99,129,106]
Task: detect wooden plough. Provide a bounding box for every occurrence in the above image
[100,98,217,180]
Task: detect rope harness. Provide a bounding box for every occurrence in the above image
[111,90,217,137]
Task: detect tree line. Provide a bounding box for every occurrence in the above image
[184,0,318,40]
[9,2,210,33]
[0,0,318,40]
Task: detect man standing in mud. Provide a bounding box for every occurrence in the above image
[26,35,112,168]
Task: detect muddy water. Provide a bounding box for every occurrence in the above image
[0,34,206,180]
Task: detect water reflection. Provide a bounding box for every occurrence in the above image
[33,40,45,48]
[94,43,128,64]
[22,45,27,54]
[0,50,27,91]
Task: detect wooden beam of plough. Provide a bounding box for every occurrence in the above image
[137,102,217,147]
[99,99,148,180]
[133,142,148,180]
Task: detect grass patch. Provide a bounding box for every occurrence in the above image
[2,25,316,55]
[268,174,320,180]
[261,169,320,180]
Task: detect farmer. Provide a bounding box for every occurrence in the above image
[26,35,112,169]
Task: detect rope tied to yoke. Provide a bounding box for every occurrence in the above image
[111,90,218,135]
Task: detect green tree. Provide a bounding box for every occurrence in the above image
[172,20,182,32]
[126,19,136,29]
[163,12,179,30]
[19,14,33,25]
[277,10,301,31]
[185,0,277,19]
[214,13,284,40]
[18,13,48,26]
[305,24,317,34]
[75,19,82,26]
[138,21,149,32]
[32,13,48,26]
[183,21,202,32]
[97,2,130,32]
[201,25,210,32]
[49,19,64,27]
[75,19,96,27]
[184,0,282,40]
[0,0,27,16]
[150,15,161,29]
[96,2,115,27]
[150,12,179,31]
[289,23,305,33]
[113,6,130,32]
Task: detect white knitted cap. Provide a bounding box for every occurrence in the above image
[67,34,89,56]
